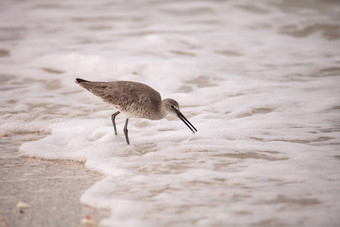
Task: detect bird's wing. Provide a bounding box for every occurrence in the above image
[77,80,161,113]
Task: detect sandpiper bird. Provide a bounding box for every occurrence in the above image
[75,78,197,145]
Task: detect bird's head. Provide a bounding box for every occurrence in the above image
[162,98,197,133]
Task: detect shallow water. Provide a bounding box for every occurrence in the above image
[1,0,340,226]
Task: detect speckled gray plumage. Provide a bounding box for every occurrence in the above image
[76,79,163,120]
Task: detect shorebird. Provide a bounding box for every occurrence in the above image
[75,78,197,145]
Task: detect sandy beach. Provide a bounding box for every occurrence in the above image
[0,132,109,227]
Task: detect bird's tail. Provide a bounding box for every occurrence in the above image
[75,78,89,84]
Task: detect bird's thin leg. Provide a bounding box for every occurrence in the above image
[111,111,120,135]
[123,118,130,145]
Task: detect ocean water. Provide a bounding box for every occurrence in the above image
[1,0,340,226]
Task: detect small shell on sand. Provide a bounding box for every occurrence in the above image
[81,215,97,226]
[17,201,31,210]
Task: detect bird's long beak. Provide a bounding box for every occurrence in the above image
[176,111,197,133]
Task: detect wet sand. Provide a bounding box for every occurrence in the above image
[0,132,109,227]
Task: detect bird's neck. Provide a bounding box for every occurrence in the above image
[156,100,168,120]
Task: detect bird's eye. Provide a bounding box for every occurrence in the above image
[170,105,174,109]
